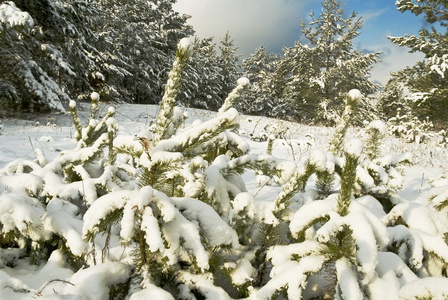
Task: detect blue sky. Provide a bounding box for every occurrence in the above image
[173,0,428,85]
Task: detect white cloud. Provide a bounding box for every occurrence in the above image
[369,43,424,85]
[174,0,318,57]
[361,8,387,24]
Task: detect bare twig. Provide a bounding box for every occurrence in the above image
[254,178,271,197]
[34,279,74,296]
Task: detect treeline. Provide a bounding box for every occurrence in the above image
[0,0,246,114]
[0,0,447,127]
[0,0,190,111]
[0,0,379,125]
[379,0,448,128]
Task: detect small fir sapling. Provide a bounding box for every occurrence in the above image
[0,92,122,267]
[218,77,250,115]
[429,176,448,212]
[365,120,387,161]
[315,89,361,199]
[281,139,394,299]
[153,38,193,144]
[388,109,435,144]
[354,119,412,212]
[328,89,361,155]
[382,201,448,277]
[249,149,326,288]
[337,138,363,216]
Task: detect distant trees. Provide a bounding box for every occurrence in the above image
[284,0,381,124]
[219,32,241,101]
[180,37,223,110]
[241,0,381,125]
[0,0,192,112]
[7,0,447,130]
[0,0,247,114]
[0,1,75,112]
[384,0,448,128]
[89,0,193,103]
[241,46,281,117]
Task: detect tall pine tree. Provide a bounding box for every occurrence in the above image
[179,36,223,110]
[218,31,241,101]
[241,45,281,116]
[282,0,381,124]
[0,0,192,112]
[89,0,192,103]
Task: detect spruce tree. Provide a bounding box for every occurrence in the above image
[219,32,241,101]
[282,0,381,124]
[89,0,192,103]
[377,73,407,120]
[179,36,223,110]
[0,0,192,112]
[0,1,72,112]
[241,45,281,117]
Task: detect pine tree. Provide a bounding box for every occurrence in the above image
[282,0,381,124]
[241,45,281,117]
[0,1,71,112]
[389,0,448,128]
[219,31,241,101]
[377,73,407,120]
[0,0,192,112]
[89,0,192,103]
[179,36,223,110]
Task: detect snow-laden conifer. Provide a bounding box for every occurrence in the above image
[153,38,193,144]
[328,89,361,155]
[388,0,448,127]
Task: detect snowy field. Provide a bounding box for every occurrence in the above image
[1,103,448,299]
[1,103,446,200]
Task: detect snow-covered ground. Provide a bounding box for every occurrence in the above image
[1,103,445,197]
[1,103,448,299]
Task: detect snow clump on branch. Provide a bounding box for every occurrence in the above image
[348,89,362,102]
[0,2,34,29]
[367,120,387,135]
[345,138,363,157]
[177,37,193,58]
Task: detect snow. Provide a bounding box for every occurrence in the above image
[290,195,339,238]
[60,262,131,299]
[42,198,86,256]
[177,37,193,57]
[368,120,388,135]
[90,92,100,102]
[344,138,363,157]
[170,197,240,248]
[347,89,362,102]
[237,76,250,87]
[255,255,325,299]
[1,103,448,299]
[309,149,327,171]
[0,2,34,29]
[336,258,363,299]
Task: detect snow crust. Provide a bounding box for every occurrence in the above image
[177,37,193,57]
[237,76,250,87]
